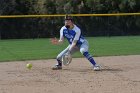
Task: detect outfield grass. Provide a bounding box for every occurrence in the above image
[0,36,140,62]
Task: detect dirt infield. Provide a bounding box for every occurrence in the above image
[0,55,140,93]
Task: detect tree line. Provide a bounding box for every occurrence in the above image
[0,0,140,39]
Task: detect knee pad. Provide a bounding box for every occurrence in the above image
[80,48,86,54]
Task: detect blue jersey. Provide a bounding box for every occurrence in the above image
[60,25,85,46]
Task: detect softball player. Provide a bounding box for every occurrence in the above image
[51,15,101,71]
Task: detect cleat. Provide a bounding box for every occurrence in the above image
[52,64,62,70]
[93,64,101,71]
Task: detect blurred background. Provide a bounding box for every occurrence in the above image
[0,0,140,39]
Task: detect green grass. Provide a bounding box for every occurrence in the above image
[88,36,140,56]
[0,36,140,62]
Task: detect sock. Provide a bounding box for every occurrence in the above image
[57,59,62,66]
[83,52,96,66]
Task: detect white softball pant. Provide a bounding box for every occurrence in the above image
[56,40,89,61]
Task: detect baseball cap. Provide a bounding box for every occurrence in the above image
[65,15,73,20]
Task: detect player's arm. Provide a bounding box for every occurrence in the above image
[58,28,64,44]
[68,40,77,52]
[68,29,81,52]
[58,29,64,44]
[51,27,64,45]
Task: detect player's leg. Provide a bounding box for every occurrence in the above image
[52,45,70,70]
[52,45,79,70]
[80,40,100,71]
[80,40,96,65]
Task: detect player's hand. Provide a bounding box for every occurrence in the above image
[50,37,59,45]
[65,50,71,56]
